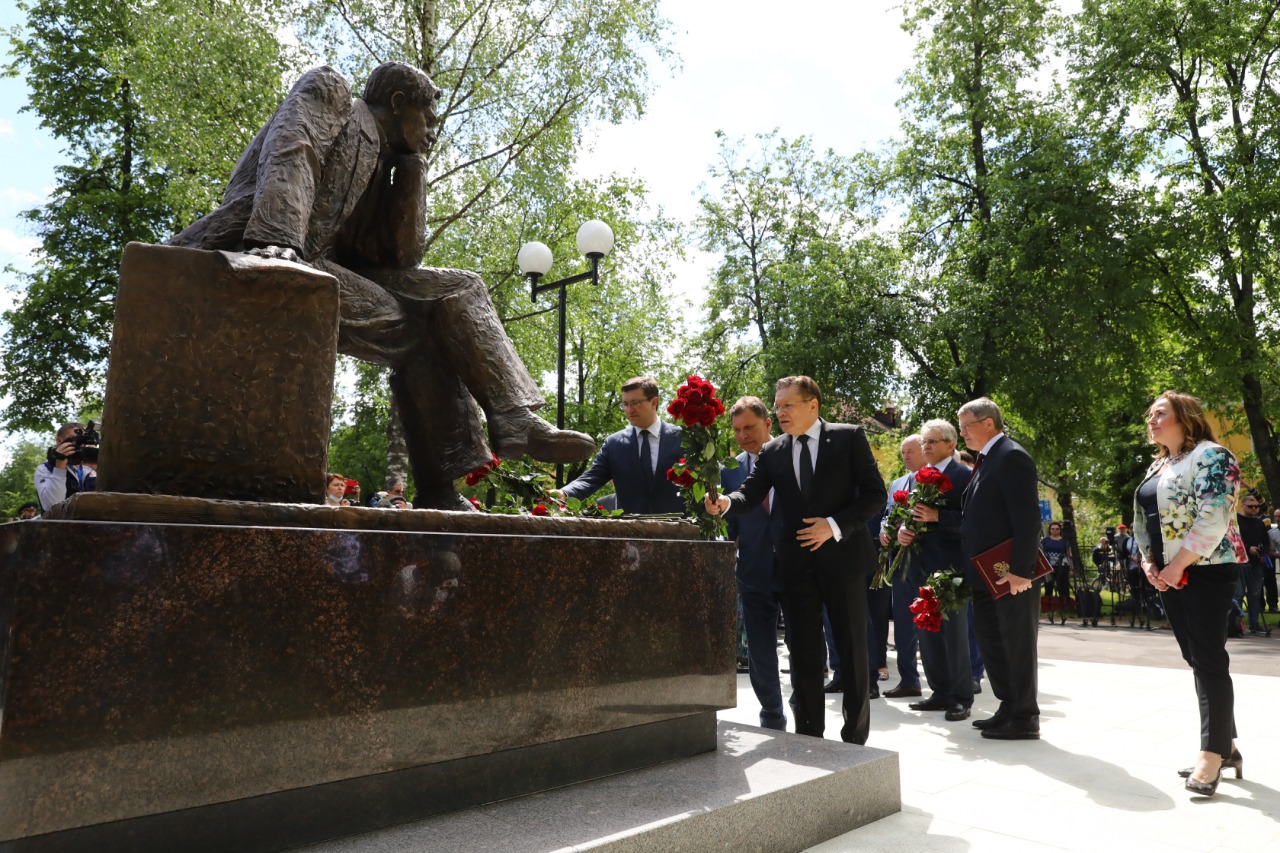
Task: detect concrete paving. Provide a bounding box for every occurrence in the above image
[717,622,1280,853]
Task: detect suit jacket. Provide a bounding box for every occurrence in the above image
[169,65,417,268]
[902,460,972,576]
[960,435,1041,579]
[723,451,785,592]
[562,420,685,514]
[723,421,886,574]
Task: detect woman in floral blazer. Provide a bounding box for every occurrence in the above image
[1133,391,1247,797]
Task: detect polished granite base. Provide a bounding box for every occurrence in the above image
[0,510,735,848]
[301,721,901,853]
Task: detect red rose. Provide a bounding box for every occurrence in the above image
[531,503,548,516]
[679,457,687,464]
[489,453,500,470]
[677,384,693,400]
[468,497,482,509]
[909,598,929,615]
[919,586,937,601]
[893,489,910,505]
[915,466,939,485]
[667,399,685,417]
[937,475,953,493]
[712,398,725,416]
[678,471,696,487]
[699,408,716,427]
[682,406,702,426]
[704,381,717,397]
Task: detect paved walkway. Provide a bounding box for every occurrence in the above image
[717,623,1280,852]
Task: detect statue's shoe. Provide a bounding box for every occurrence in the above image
[489,410,595,463]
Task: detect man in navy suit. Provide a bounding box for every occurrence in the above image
[958,398,1042,740]
[556,376,685,514]
[896,419,973,721]
[721,396,787,730]
[707,376,886,745]
[880,434,925,700]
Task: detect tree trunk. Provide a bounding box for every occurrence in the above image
[385,392,411,491]
[1056,480,1085,579]
[1240,369,1280,500]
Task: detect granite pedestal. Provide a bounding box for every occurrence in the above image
[0,496,735,851]
[96,242,341,504]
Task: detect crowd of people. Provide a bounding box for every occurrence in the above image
[7,380,1262,797]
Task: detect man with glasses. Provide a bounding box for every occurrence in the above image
[1236,492,1268,634]
[705,376,886,745]
[555,376,684,514]
[957,398,1043,740]
[897,420,974,721]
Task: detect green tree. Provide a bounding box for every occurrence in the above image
[879,0,1160,526]
[1073,0,1280,500]
[1,0,292,431]
[695,130,899,410]
[0,438,43,518]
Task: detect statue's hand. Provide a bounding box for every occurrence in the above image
[244,245,307,266]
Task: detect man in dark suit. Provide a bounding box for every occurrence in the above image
[896,419,973,721]
[707,376,886,744]
[721,396,787,730]
[556,376,684,514]
[958,398,1042,740]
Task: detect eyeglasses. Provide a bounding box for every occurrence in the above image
[620,398,653,409]
[921,438,953,446]
[773,399,815,415]
[957,416,991,432]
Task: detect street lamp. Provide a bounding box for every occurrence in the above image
[518,219,615,485]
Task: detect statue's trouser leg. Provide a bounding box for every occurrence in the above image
[374,266,544,416]
[326,262,544,484]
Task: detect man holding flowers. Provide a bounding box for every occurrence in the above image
[896,420,974,721]
[706,376,886,746]
[555,376,684,514]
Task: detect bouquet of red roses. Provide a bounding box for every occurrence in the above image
[871,465,954,588]
[909,568,971,631]
[665,374,736,539]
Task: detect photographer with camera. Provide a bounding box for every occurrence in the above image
[34,422,99,513]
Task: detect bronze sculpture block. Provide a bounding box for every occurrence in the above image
[96,242,340,503]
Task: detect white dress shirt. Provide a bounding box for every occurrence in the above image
[789,419,841,542]
[633,422,660,475]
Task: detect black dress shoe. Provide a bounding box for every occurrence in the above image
[945,704,971,721]
[1185,767,1222,796]
[909,697,948,711]
[870,685,880,699]
[980,719,1040,740]
[972,680,983,694]
[823,677,843,693]
[883,684,923,698]
[972,709,1008,729]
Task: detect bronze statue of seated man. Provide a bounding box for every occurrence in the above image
[168,62,593,509]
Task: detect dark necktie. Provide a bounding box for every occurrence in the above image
[974,452,986,471]
[639,428,653,488]
[797,434,814,498]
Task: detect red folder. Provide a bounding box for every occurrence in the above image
[970,539,1054,599]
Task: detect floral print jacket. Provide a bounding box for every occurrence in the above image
[1132,440,1247,568]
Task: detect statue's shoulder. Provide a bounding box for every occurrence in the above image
[287,65,355,107]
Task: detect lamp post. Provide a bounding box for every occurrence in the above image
[517,219,615,485]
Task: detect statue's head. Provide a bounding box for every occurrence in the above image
[364,62,442,154]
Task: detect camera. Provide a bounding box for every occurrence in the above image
[47,420,101,466]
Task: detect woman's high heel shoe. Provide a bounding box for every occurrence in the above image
[1185,766,1222,796]
[1178,749,1242,780]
